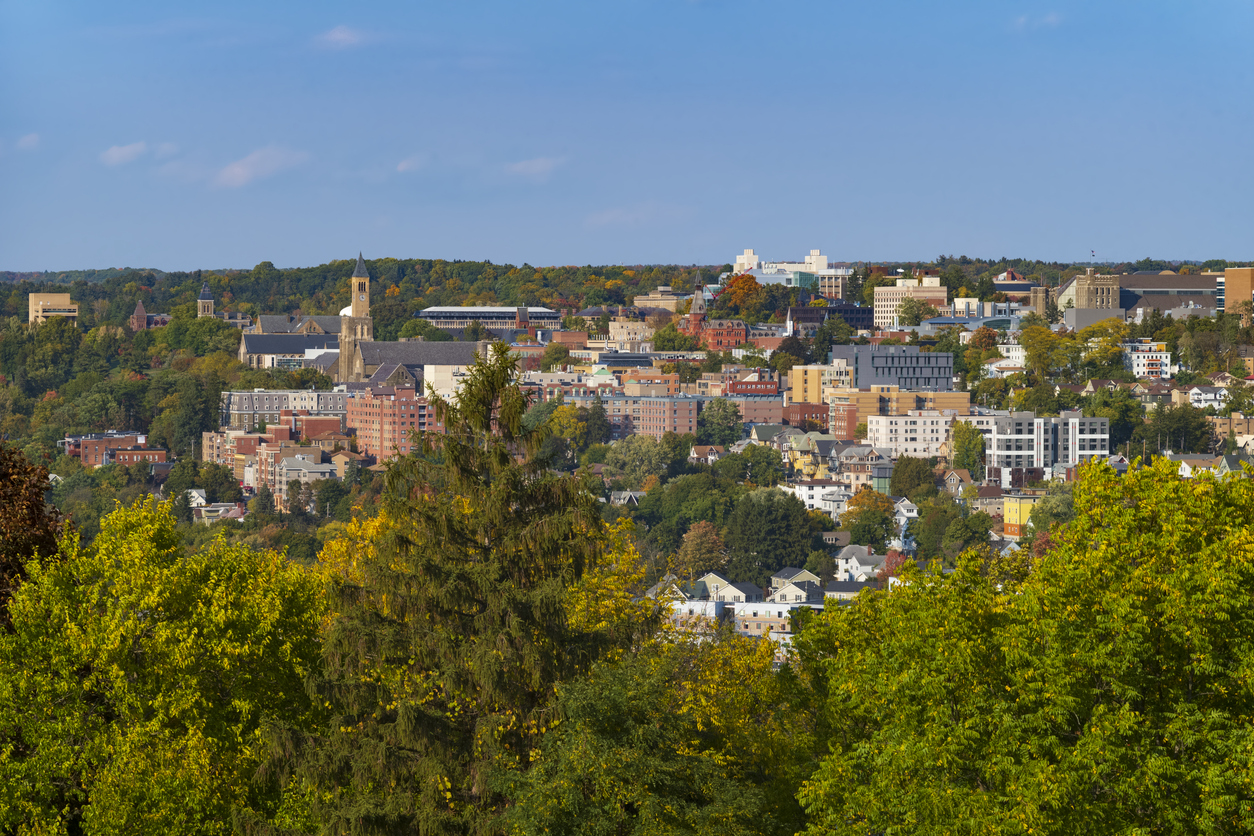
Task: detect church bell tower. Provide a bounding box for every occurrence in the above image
[337,253,375,382]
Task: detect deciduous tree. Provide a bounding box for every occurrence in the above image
[0,499,324,833]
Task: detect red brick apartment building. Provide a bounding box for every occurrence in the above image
[346,386,446,460]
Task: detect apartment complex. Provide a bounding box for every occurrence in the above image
[828,345,954,391]
[345,385,445,460]
[826,386,970,432]
[220,389,349,430]
[872,275,949,327]
[866,410,957,458]
[983,410,1110,487]
[1122,339,1174,379]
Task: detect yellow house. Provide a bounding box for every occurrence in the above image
[28,292,78,325]
[1002,493,1042,541]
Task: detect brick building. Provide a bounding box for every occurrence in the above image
[112,446,167,466]
[345,385,445,460]
[783,402,829,431]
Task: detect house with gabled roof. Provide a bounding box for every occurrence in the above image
[939,468,973,495]
[768,579,824,604]
[769,567,820,593]
[689,445,726,465]
[687,571,732,601]
[831,445,894,491]
[715,582,764,603]
[834,543,886,583]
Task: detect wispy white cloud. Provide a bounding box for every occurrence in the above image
[100,141,148,166]
[213,145,311,188]
[397,154,427,173]
[1012,12,1062,31]
[16,133,39,151]
[155,142,179,159]
[505,156,564,182]
[315,25,367,49]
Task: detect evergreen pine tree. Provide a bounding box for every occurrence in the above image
[265,343,618,834]
[585,390,611,445]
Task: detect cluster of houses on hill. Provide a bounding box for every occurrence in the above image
[645,560,888,656]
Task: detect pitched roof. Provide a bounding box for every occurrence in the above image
[826,580,876,595]
[772,567,810,581]
[837,543,883,566]
[352,252,369,278]
[240,333,338,354]
[198,281,214,301]
[257,314,343,334]
[356,340,488,368]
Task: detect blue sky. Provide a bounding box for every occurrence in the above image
[2,1,1252,271]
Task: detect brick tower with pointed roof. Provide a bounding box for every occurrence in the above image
[337,253,375,382]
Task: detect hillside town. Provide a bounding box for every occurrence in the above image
[23,251,1254,659]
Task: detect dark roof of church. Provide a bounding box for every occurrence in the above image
[198,281,214,301]
[255,314,344,334]
[357,340,489,368]
[240,334,338,353]
[352,253,369,278]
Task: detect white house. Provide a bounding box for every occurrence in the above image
[890,497,919,552]
[1188,386,1228,410]
[779,479,844,514]
[834,544,886,583]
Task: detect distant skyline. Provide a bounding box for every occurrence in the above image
[3,1,1253,271]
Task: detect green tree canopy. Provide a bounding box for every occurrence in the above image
[951,419,986,480]
[797,458,1254,834]
[0,499,325,833]
[724,488,814,587]
[888,455,935,500]
[697,398,743,447]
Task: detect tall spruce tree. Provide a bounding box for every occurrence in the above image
[265,343,613,835]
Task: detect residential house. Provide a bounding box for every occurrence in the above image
[1215,454,1252,477]
[825,579,877,603]
[1002,493,1043,541]
[768,580,824,604]
[1165,453,1220,479]
[330,449,370,479]
[1186,386,1228,411]
[783,432,838,479]
[769,567,821,594]
[890,497,919,551]
[970,485,1005,517]
[780,479,844,514]
[280,456,340,495]
[715,582,764,603]
[689,571,732,601]
[646,573,687,600]
[609,490,647,507]
[688,445,725,466]
[830,446,894,492]
[939,469,973,496]
[834,544,885,583]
